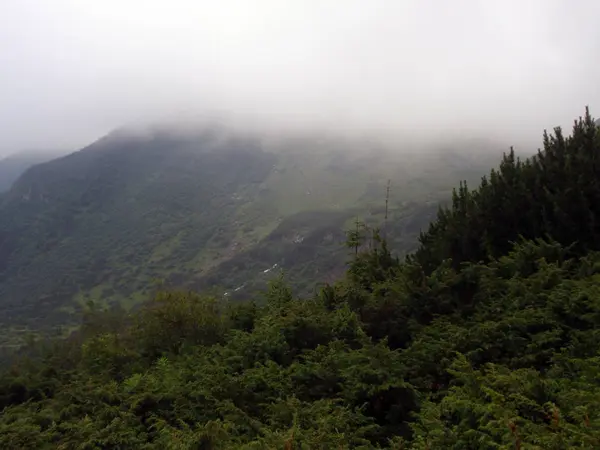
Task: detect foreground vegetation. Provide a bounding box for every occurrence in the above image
[0,110,599,448]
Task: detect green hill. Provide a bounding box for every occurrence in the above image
[0,127,497,345]
[0,109,598,448]
[0,151,61,192]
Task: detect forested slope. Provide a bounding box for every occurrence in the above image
[0,110,599,448]
[0,126,494,346]
[0,152,61,193]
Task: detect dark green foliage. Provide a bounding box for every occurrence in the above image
[414,107,600,272]
[1,110,600,447]
[0,151,61,192]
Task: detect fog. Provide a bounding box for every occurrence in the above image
[1,0,599,156]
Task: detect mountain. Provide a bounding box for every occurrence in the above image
[0,126,499,345]
[0,110,598,448]
[0,151,61,192]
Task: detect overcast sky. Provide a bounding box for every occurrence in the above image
[1,0,599,154]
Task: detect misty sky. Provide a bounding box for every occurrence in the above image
[1,0,599,154]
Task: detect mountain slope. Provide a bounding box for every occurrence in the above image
[0,151,61,192]
[0,127,498,344]
[0,130,277,336]
[0,110,599,448]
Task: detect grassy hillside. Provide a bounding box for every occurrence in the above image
[0,110,598,448]
[0,128,498,346]
[193,201,441,301]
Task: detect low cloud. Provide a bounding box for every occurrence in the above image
[1,0,599,154]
